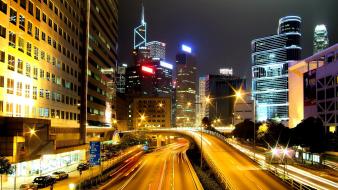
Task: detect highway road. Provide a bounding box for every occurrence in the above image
[190,131,289,190]
[101,138,203,190]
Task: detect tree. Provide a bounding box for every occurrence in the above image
[232,119,256,140]
[291,117,325,152]
[202,117,211,128]
[0,156,13,190]
[256,120,291,148]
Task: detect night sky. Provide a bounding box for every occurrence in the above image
[118,0,338,79]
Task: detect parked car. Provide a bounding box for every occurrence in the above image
[77,163,90,171]
[32,176,56,188]
[19,183,38,190]
[51,171,69,180]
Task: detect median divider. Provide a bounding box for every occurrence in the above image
[183,150,204,190]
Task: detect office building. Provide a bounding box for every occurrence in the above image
[234,96,253,125]
[314,24,329,54]
[116,64,127,94]
[196,77,206,125]
[252,16,302,123]
[147,41,166,60]
[289,44,338,133]
[84,0,118,141]
[0,0,118,174]
[132,97,171,129]
[134,4,146,49]
[154,60,173,96]
[205,75,246,125]
[219,68,233,76]
[175,45,197,127]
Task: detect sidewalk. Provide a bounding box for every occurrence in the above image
[1,145,142,190]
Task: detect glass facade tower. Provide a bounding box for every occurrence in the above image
[313,24,329,53]
[252,16,302,122]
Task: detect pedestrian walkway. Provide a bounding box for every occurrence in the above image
[1,145,142,190]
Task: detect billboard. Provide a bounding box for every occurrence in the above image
[89,141,101,166]
[303,70,317,107]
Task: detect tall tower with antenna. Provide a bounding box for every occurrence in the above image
[134,2,147,49]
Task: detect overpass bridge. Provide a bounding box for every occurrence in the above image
[118,128,289,190]
[115,128,337,190]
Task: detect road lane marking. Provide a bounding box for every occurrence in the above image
[172,153,175,190]
[158,159,167,190]
[118,160,146,190]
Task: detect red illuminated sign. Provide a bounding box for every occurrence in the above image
[141,66,154,74]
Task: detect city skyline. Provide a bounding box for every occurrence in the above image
[0,1,336,190]
[118,0,338,78]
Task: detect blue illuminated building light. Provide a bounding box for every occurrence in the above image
[160,61,173,70]
[182,44,192,53]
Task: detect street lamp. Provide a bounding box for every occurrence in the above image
[235,89,256,161]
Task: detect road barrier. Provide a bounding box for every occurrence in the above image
[203,130,316,190]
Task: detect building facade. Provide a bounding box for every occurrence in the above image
[252,16,302,123]
[146,41,166,60]
[313,24,329,54]
[205,75,246,125]
[133,4,146,49]
[132,97,171,129]
[234,96,253,125]
[0,0,118,165]
[289,44,338,133]
[175,45,197,127]
[196,77,206,125]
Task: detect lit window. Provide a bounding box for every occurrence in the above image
[34,27,39,40]
[26,42,31,56]
[17,59,23,74]
[0,25,6,38]
[32,86,37,99]
[10,8,17,25]
[16,82,22,96]
[18,37,24,52]
[9,31,16,48]
[7,54,15,71]
[25,84,30,98]
[19,15,25,30]
[26,63,31,77]
[27,21,32,35]
[7,78,14,94]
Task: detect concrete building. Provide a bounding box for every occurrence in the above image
[234,96,253,125]
[175,45,197,127]
[0,0,118,175]
[132,97,171,129]
[289,44,338,133]
[205,75,246,125]
[196,77,206,125]
[147,41,166,60]
[252,16,302,123]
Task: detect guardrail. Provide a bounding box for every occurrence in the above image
[134,128,325,190]
[203,130,316,190]
[183,150,204,190]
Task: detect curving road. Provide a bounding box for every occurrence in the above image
[102,138,203,190]
[190,131,289,190]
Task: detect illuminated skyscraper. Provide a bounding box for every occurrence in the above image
[147,41,166,60]
[0,0,118,164]
[134,4,147,49]
[313,24,329,53]
[175,45,197,127]
[196,77,206,126]
[252,16,302,123]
